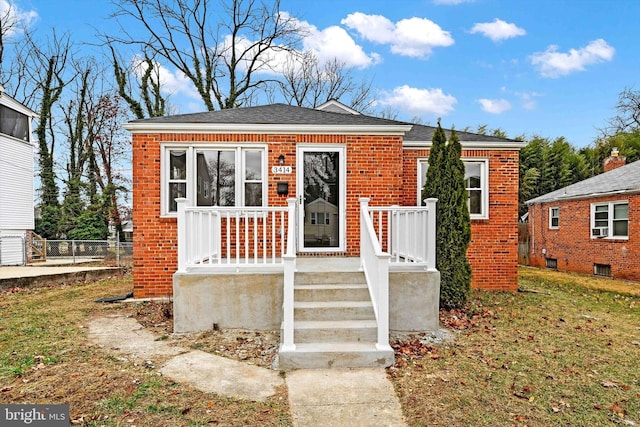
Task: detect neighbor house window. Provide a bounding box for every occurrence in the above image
[0,104,29,141]
[549,207,559,229]
[418,158,488,219]
[590,201,628,238]
[310,212,330,225]
[163,145,267,215]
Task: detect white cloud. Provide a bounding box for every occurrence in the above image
[341,12,454,59]
[530,38,615,78]
[470,19,526,42]
[301,24,380,69]
[131,56,201,101]
[516,91,541,111]
[378,85,457,115]
[0,0,38,38]
[478,98,511,114]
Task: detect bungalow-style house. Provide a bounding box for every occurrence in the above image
[124,101,525,369]
[0,87,36,266]
[526,152,639,281]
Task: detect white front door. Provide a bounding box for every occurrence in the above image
[297,145,346,252]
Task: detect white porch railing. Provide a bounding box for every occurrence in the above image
[366,198,438,270]
[176,197,298,351]
[176,198,297,271]
[359,197,437,351]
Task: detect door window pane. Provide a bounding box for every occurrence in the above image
[303,151,339,248]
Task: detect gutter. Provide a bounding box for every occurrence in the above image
[526,188,640,205]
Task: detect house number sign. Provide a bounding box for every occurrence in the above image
[271,165,292,174]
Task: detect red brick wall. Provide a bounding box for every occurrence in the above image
[528,195,640,281]
[132,132,403,297]
[402,149,520,291]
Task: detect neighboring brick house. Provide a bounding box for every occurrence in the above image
[125,101,525,298]
[526,154,639,281]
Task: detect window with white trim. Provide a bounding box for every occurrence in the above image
[418,158,489,219]
[549,207,559,229]
[590,201,628,238]
[163,145,267,215]
[310,212,330,225]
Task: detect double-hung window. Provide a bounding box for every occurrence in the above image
[590,201,628,239]
[418,158,489,219]
[163,145,266,215]
[549,207,559,229]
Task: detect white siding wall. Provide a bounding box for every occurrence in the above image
[0,229,26,265]
[0,134,34,229]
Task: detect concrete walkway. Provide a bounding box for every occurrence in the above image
[87,315,406,426]
[0,260,122,290]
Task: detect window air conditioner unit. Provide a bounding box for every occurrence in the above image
[592,227,609,237]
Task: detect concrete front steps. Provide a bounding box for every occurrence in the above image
[278,271,395,370]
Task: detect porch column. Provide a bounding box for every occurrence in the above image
[424,198,438,271]
[176,198,187,272]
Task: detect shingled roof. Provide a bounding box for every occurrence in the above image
[526,160,640,204]
[126,102,520,145]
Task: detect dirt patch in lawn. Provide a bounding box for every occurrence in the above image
[0,277,290,426]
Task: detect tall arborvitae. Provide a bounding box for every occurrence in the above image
[421,119,447,204]
[439,129,472,308]
[422,123,472,309]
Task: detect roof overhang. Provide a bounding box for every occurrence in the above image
[403,140,528,150]
[123,122,413,135]
[526,189,640,205]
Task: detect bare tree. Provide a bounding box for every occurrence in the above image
[606,86,640,134]
[278,52,374,111]
[86,93,132,235]
[108,43,166,119]
[109,0,301,110]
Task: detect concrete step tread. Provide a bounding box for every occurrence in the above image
[294,283,368,290]
[294,319,377,329]
[291,342,386,352]
[294,301,372,309]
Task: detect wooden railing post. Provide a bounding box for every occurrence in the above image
[424,198,438,271]
[176,198,188,272]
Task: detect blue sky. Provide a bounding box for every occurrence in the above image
[10,0,640,147]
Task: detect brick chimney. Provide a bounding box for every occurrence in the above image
[604,148,626,172]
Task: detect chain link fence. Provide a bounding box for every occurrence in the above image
[44,240,133,268]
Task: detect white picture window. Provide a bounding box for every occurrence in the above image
[163,145,267,215]
[549,207,559,229]
[590,201,628,239]
[418,158,489,219]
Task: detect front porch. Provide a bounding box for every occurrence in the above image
[172,198,440,369]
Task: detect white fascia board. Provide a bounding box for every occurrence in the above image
[0,92,38,117]
[526,189,640,205]
[403,140,528,150]
[123,122,413,135]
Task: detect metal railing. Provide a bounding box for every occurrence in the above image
[43,239,133,268]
